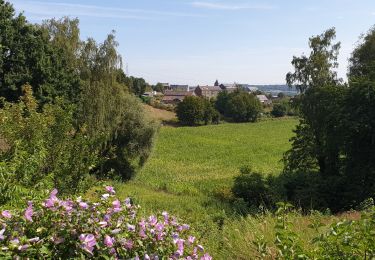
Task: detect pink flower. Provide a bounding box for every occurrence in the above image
[197,245,204,251]
[105,186,116,194]
[127,224,135,232]
[155,222,164,232]
[79,202,89,209]
[148,215,157,226]
[24,201,33,222]
[144,254,150,260]
[162,211,169,223]
[201,253,212,260]
[124,198,131,208]
[104,235,115,247]
[1,210,12,219]
[79,234,97,254]
[188,236,195,244]
[18,245,29,251]
[122,239,133,249]
[112,200,121,209]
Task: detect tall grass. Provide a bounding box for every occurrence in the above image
[105,119,299,258]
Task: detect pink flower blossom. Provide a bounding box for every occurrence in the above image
[188,236,195,244]
[104,235,115,247]
[122,239,133,249]
[112,199,121,209]
[127,224,135,232]
[201,253,212,260]
[24,201,33,222]
[28,237,40,243]
[105,186,116,194]
[79,202,89,209]
[18,244,29,251]
[79,234,96,254]
[124,198,131,208]
[1,210,12,219]
[148,215,157,226]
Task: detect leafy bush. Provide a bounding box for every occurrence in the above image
[271,103,287,117]
[232,167,282,208]
[0,186,212,259]
[0,85,97,206]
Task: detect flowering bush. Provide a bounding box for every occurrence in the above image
[0,187,211,259]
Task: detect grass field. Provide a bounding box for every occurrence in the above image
[108,118,299,258]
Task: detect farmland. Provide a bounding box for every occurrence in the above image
[111,118,299,258]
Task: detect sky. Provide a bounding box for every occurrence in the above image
[10,0,375,85]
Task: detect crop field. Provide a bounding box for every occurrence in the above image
[110,118,300,258]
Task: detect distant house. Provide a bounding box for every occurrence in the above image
[194,86,222,99]
[162,90,193,104]
[256,95,272,105]
[219,83,238,93]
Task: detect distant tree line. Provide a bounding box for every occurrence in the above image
[0,1,157,205]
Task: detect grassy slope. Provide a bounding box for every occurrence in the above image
[112,118,298,258]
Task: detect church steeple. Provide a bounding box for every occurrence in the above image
[214,79,219,86]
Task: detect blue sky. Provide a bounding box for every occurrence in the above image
[11,0,375,85]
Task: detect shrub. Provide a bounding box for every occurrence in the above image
[271,103,287,117]
[232,167,281,208]
[0,186,211,259]
[0,85,97,206]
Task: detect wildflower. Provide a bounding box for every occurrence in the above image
[155,222,164,232]
[148,215,157,226]
[111,228,121,234]
[1,210,12,219]
[0,229,5,241]
[197,245,204,251]
[105,186,116,194]
[79,202,89,209]
[188,236,195,244]
[162,211,169,223]
[122,239,133,250]
[102,194,110,200]
[99,221,108,228]
[24,201,33,222]
[124,198,131,208]
[112,200,121,212]
[201,253,212,260]
[176,239,185,255]
[28,237,40,243]
[144,254,150,260]
[10,238,20,245]
[79,234,97,254]
[104,235,115,247]
[127,224,136,232]
[18,245,29,251]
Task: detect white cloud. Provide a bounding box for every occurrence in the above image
[11,1,205,21]
[191,1,276,11]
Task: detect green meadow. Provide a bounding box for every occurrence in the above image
[112,118,299,258]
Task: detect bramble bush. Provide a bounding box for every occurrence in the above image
[0,186,211,259]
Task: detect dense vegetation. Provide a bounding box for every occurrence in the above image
[0,1,157,206]
[2,0,375,258]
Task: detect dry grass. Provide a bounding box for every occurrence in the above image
[142,104,176,122]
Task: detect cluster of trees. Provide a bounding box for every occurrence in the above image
[216,90,262,122]
[0,1,157,205]
[233,27,375,212]
[176,90,262,126]
[176,96,219,126]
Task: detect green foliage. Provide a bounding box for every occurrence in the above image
[0,187,211,259]
[232,166,280,209]
[271,103,287,117]
[0,3,81,104]
[0,85,97,206]
[226,91,262,122]
[176,96,217,126]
